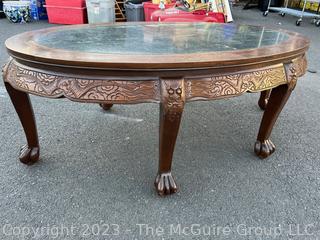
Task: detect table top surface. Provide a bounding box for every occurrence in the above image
[37,24,288,54]
[5,22,309,69]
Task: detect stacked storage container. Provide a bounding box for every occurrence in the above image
[124,1,145,21]
[86,0,115,23]
[45,0,87,24]
[143,2,175,21]
[150,9,226,22]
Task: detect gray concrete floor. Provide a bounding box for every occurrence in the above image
[0,7,320,240]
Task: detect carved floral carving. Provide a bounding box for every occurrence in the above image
[160,79,185,122]
[285,64,298,91]
[4,60,160,104]
[288,67,297,91]
[184,55,307,101]
[292,54,307,77]
[3,56,307,104]
[185,64,287,100]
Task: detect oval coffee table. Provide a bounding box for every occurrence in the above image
[2,23,309,196]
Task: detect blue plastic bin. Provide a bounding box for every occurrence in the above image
[30,0,47,20]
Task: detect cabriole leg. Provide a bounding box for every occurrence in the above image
[4,83,40,164]
[255,65,297,159]
[155,78,185,196]
[258,90,272,110]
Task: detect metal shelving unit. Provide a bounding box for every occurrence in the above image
[263,0,320,26]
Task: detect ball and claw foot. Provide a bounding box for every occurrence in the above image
[254,140,275,159]
[154,172,178,196]
[99,103,113,111]
[19,145,40,165]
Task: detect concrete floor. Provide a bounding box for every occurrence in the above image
[0,7,320,240]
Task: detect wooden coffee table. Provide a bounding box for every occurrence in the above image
[2,23,309,195]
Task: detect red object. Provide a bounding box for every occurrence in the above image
[151,8,225,23]
[143,2,176,21]
[45,0,86,7]
[45,5,88,24]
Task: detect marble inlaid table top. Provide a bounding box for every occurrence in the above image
[5,22,308,69]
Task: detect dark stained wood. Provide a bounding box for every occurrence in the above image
[99,104,113,110]
[258,90,272,110]
[155,78,185,195]
[255,84,292,158]
[4,82,39,165]
[2,24,310,196]
[255,62,297,158]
